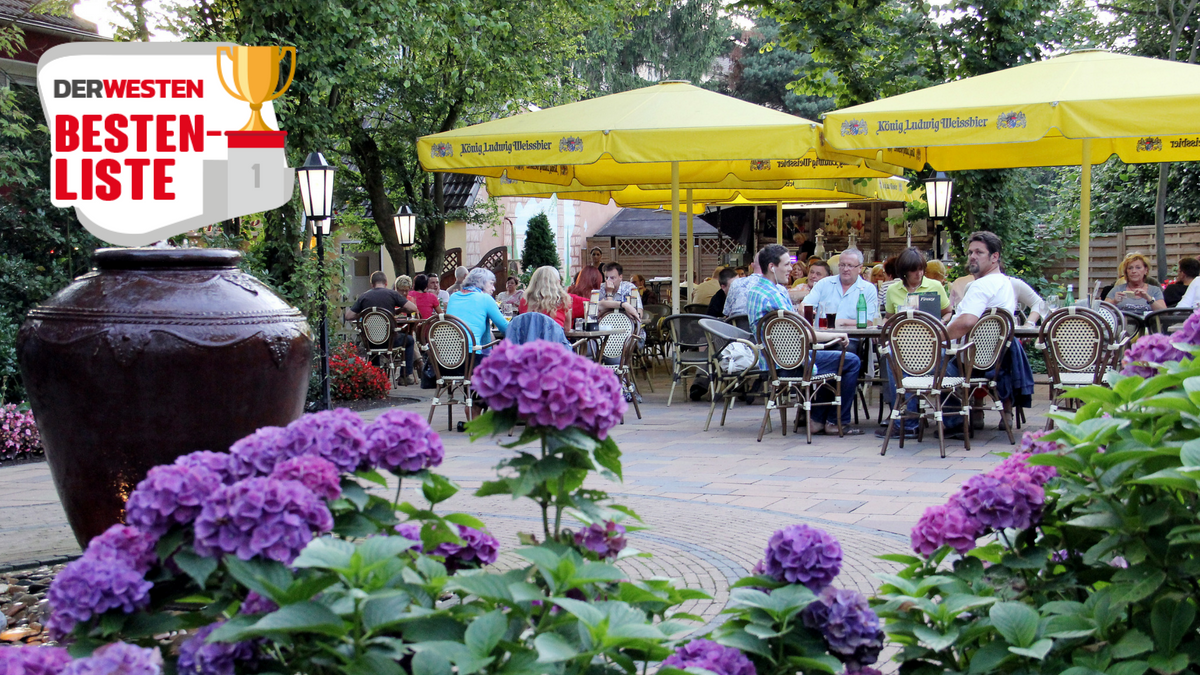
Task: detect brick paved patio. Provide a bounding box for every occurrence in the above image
[0,371,1049,629]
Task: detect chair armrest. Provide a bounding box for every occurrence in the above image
[478,339,502,350]
[813,338,848,350]
[946,340,974,355]
[731,338,762,374]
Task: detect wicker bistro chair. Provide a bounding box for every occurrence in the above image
[725,314,750,333]
[756,310,851,444]
[1094,303,1137,363]
[598,310,643,420]
[1144,307,1196,335]
[958,308,1018,445]
[1036,307,1122,430]
[663,313,711,406]
[878,309,973,458]
[683,303,709,315]
[641,304,673,365]
[697,319,763,432]
[358,308,404,383]
[424,315,495,431]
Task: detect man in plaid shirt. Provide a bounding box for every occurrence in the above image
[746,244,863,436]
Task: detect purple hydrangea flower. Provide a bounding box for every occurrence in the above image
[125,462,226,537]
[763,524,843,590]
[59,642,162,675]
[193,477,333,563]
[662,639,756,675]
[990,452,1057,487]
[269,455,342,501]
[801,587,884,668]
[1019,430,1058,455]
[0,645,73,674]
[1171,310,1200,345]
[1121,333,1189,378]
[173,451,237,484]
[239,591,278,615]
[954,472,1045,531]
[45,558,152,639]
[364,410,444,474]
[910,503,982,556]
[574,520,627,560]
[228,426,287,478]
[471,341,627,439]
[393,522,424,550]
[176,622,260,675]
[85,524,158,574]
[275,409,368,473]
[848,669,883,675]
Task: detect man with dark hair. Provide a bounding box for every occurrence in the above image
[345,271,418,384]
[707,267,737,317]
[946,231,1014,340]
[746,244,862,436]
[692,266,726,308]
[1166,257,1200,307]
[599,262,641,320]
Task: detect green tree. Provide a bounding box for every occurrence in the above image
[521,213,560,271]
[574,0,735,95]
[107,0,155,41]
[720,15,834,120]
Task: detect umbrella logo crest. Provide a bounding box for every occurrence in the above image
[431,142,453,158]
[1137,137,1163,152]
[751,160,771,171]
[559,136,583,153]
[840,119,868,136]
[997,111,1027,129]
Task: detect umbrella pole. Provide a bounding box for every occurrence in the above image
[672,162,681,314]
[1080,139,1092,299]
[687,189,695,288]
[776,201,784,244]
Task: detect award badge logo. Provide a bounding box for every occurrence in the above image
[38,43,298,246]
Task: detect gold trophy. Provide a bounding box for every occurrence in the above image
[216,46,297,132]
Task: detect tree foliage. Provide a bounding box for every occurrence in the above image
[521,213,561,271]
[718,15,834,120]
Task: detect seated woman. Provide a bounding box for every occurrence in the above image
[1105,252,1166,315]
[409,274,440,319]
[519,266,571,328]
[885,247,952,320]
[446,267,508,356]
[567,265,604,324]
[495,276,524,311]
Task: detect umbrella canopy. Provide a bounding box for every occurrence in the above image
[822,50,1200,291]
[420,81,905,312]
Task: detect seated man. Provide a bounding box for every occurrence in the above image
[691,266,725,309]
[599,262,642,321]
[1166,257,1199,308]
[747,244,862,436]
[707,267,737,318]
[801,247,881,328]
[345,271,418,383]
[723,260,761,317]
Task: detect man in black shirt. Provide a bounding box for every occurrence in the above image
[706,267,737,318]
[1165,258,1199,307]
[345,271,418,383]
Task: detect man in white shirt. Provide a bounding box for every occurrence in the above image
[947,232,1016,339]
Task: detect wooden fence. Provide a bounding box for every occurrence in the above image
[1043,223,1200,285]
[584,236,740,282]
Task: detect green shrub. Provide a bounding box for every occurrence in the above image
[521,213,560,272]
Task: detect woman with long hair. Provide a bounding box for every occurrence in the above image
[519,266,571,328]
[567,265,604,322]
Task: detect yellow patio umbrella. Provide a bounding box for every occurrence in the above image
[821,49,1200,292]
[419,81,903,313]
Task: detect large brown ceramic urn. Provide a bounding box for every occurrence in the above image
[17,248,313,546]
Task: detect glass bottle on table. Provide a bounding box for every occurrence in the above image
[856,292,868,329]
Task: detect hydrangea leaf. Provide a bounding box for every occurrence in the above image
[422,473,460,505]
[465,609,508,657]
[447,573,515,602]
[713,630,770,657]
[912,625,959,651]
[990,602,1039,648]
[173,549,218,587]
[411,647,454,675]
[223,556,295,601]
[967,638,1014,674]
[291,536,356,572]
[362,590,415,632]
[534,633,580,662]
[249,601,347,637]
[1151,597,1196,655]
[1107,660,1150,675]
[1146,653,1190,675]
[551,597,605,626]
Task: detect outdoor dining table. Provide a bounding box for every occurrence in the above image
[566,326,622,358]
[822,325,1043,339]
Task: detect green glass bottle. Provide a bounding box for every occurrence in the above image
[1065,284,1075,307]
[856,292,868,329]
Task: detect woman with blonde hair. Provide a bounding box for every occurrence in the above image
[1105,252,1166,315]
[519,266,572,328]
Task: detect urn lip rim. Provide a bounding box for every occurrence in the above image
[95,248,242,270]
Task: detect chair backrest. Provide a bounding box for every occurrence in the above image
[963,307,1014,374]
[1039,307,1109,375]
[504,312,568,347]
[426,315,472,373]
[643,304,672,322]
[757,310,814,375]
[880,309,948,380]
[725,314,750,333]
[683,303,708,314]
[598,310,636,363]
[1093,303,1126,340]
[359,308,395,350]
[664,313,709,350]
[1144,307,1196,335]
[698,318,754,372]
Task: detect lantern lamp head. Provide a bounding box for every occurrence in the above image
[297,152,336,221]
[923,171,953,220]
[393,205,416,247]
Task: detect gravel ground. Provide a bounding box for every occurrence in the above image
[0,563,64,645]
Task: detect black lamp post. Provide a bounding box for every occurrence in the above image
[393,205,416,275]
[297,151,336,411]
[923,171,954,261]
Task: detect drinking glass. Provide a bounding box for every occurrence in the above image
[1045,294,1060,312]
